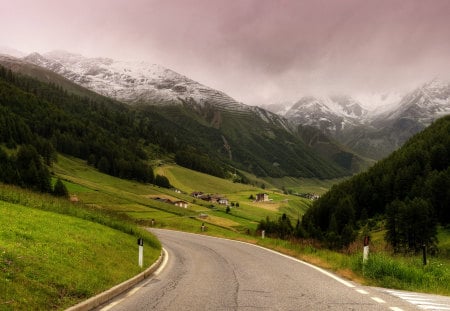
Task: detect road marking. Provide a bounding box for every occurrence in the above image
[389,307,404,311]
[167,230,357,288]
[154,247,169,275]
[356,289,369,294]
[371,297,386,303]
[99,248,169,311]
[385,289,450,310]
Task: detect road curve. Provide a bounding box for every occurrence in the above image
[98,229,427,310]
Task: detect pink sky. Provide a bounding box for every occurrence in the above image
[1,0,450,107]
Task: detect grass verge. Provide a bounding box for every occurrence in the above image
[0,185,160,310]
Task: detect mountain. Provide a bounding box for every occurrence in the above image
[0,46,26,58]
[13,50,370,177]
[284,95,368,137]
[301,114,450,249]
[372,79,450,127]
[280,81,450,160]
[23,50,249,109]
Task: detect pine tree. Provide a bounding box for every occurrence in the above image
[53,178,69,198]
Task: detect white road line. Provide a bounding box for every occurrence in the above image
[356,289,369,294]
[158,230,356,288]
[384,289,450,311]
[99,248,169,311]
[389,307,404,311]
[154,247,169,275]
[371,296,386,304]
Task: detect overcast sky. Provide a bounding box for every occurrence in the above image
[1,0,450,107]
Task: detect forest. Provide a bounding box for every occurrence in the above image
[0,66,234,192]
[300,115,450,252]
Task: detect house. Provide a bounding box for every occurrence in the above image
[217,197,229,206]
[256,193,269,202]
[191,191,204,198]
[174,200,188,208]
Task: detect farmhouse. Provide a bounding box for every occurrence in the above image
[174,200,188,208]
[191,191,229,206]
[256,193,269,202]
[191,191,204,198]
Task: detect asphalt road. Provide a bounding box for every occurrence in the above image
[98,229,450,311]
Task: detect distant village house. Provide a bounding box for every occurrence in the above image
[256,193,269,202]
[191,191,229,206]
[174,200,188,208]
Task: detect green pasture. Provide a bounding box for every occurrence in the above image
[0,200,159,310]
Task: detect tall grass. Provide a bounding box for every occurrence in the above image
[0,198,160,309]
[0,184,160,249]
[352,253,450,294]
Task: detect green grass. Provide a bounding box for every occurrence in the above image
[5,152,449,308]
[357,253,450,295]
[0,200,159,310]
[155,164,256,194]
[266,176,345,195]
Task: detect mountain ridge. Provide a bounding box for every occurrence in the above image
[276,81,450,159]
[1,52,367,178]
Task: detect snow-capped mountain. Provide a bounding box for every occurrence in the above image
[374,79,450,127]
[22,50,291,130]
[0,46,26,58]
[279,80,450,160]
[282,95,368,137]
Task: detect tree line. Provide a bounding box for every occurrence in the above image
[0,66,158,187]
[298,115,450,253]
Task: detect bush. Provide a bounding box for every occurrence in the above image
[53,178,69,198]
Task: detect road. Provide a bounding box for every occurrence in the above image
[98,229,450,311]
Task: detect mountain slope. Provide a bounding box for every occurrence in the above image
[284,95,368,137]
[302,114,450,248]
[16,51,366,178]
[282,82,450,160]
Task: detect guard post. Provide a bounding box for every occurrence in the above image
[363,235,370,264]
[137,238,144,268]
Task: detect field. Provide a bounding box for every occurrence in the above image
[2,153,449,309]
[54,156,311,237]
[0,193,160,310]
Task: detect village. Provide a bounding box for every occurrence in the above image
[151,191,273,210]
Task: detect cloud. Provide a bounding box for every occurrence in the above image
[1,0,450,107]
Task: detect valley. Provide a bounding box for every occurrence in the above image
[0,49,449,310]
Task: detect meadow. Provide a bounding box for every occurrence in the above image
[0,189,160,310]
[2,153,449,310]
[56,155,450,295]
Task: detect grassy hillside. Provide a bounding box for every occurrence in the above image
[0,185,160,310]
[0,61,359,184]
[302,115,450,250]
[150,104,349,179]
[54,154,310,235]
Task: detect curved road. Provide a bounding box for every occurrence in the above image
[98,229,450,310]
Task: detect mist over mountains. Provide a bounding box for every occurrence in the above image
[2,48,449,165]
[267,80,450,159]
[1,50,371,179]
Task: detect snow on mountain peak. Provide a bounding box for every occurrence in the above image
[19,50,291,129]
[23,50,230,107]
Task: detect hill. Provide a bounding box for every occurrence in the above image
[0,183,160,310]
[301,115,450,250]
[0,55,359,180]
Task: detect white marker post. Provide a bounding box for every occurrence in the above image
[363,236,370,264]
[262,230,265,239]
[138,238,144,268]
